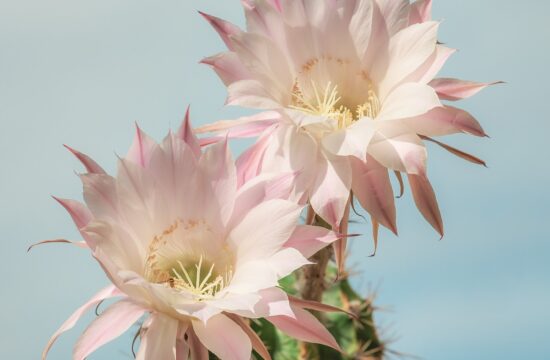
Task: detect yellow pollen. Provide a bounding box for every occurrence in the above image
[290,80,380,129]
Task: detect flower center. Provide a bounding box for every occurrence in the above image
[290,80,380,129]
[167,255,232,298]
[144,220,233,300]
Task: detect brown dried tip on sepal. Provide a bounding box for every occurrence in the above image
[419,135,487,167]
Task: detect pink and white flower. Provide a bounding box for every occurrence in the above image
[41,112,342,360]
[197,0,497,246]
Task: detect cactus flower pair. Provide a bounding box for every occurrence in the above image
[39,0,497,359]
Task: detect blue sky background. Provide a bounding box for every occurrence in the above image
[1,0,548,359]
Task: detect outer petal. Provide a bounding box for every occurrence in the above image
[192,314,252,360]
[309,156,352,228]
[177,106,201,158]
[378,82,441,121]
[429,78,502,101]
[408,173,444,237]
[351,156,398,234]
[283,224,340,259]
[73,299,146,360]
[268,305,340,351]
[53,197,92,231]
[235,124,278,186]
[126,124,157,168]
[136,313,179,360]
[42,286,121,360]
[201,52,251,86]
[64,145,106,174]
[404,105,487,137]
[199,11,241,50]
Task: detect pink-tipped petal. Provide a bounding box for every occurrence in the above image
[409,0,432,24]
[225,313,272,360]
[126,123,157,168]
[74,299,146,360]
[235,129,273,186]
[136,313,179,360]
[268,305,340,351]
[42,286,121,360]
[407,105,487,137]
[201,52,251,86]
[351,156,397,234]
[53,197,96,247]
[199,11,242,50]
[186,327,209,360]
[177,106,201,158]
[429,78,503,101]
[408,173,444,237]
[284,224,340,259]
[64,145,106,174]
[192,314,252,360]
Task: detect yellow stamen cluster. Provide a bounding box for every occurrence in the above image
[169,255,232,299]
[143,220,232,300]
[290,80,380,129]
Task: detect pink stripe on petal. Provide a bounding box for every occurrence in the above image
[408,105,487,137]
[74,299,146,360]
[53,197,92,231]
[201,52,251,86]
[177,106,201,158]
[64,145,106,174]
[199,11,241,50]
[235,125,278,186]
[126,123,157,168]
[42,285,121,360]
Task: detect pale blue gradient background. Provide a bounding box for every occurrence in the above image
[1,0,548,359]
